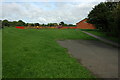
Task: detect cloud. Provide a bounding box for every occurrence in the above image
[1,1,105,24]
[2,0,105,2]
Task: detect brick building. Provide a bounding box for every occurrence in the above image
[76,18,96,29]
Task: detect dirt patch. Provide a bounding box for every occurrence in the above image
[57,40,118,78]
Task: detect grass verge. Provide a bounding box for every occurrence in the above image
[86,30,120,43]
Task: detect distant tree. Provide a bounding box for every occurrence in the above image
[41,24,45,26]
[35,23,40,26]
[63,24,67,26]
[68,24,76,26]
[17,20,25,26]
[47,23,58,27]
[30,23,34,26]
[25,23,29,26]
[8,21,17,27]
[47,23,53,27]
[53,23,58,26]
[13,21,18,26]
[59,21,64,26]
[2,20,10,27]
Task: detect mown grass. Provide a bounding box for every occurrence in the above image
[86,30,120,43]
[2,28,97,78]
[0,29,2,79]
[80,29,99,31]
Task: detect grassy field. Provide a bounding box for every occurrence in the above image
[0,29,2,79]
[2,28,97,78]
[86,30,120,43]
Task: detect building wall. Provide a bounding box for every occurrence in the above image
[76,19,96,29]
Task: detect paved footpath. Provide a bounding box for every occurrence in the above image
[57,40,119,78]
[82,31,120,47]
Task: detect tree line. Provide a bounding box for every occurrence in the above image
[87,2,120,37]
[0,20,76,29]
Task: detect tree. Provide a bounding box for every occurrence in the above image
[17,20,25,26]
[59,21,64,26]
[87,2,118,32]
[115,3,120,36]
[9,21,18,27]
[87,2,119,36]
[108,2,120,36]
[2,20,10,27]
[68,24,76,26]
[47,23,54,27]
[34,23,40,26]
[41,24,45,26]
[47,23,58,27]
[63,24,67,26]
[53,23,58,26]
[25,23,29,26]
[30,23,34,26]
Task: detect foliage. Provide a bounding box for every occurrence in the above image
[2,20,26,27]
[2,20,10,27]
[87,2,119,37]
[68,24,76,26]
[59,21,65,26]
[30,23,34,26]
[59,22,76,26]
[25,23,29,26]
[34,23,40,26]
[17,20,25,26]
[109,2,120,36]
[47,23,58,27]
[1,20,75,27]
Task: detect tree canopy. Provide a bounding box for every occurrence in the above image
[1,20,76,28]
[87,2,119,37]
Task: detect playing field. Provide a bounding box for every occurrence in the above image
[2,28,97,78]
[0,29,2,79]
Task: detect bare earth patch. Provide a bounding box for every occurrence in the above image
[57,40,118,78]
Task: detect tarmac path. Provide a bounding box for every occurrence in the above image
[57,40,119,78]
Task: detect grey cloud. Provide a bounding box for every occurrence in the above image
[2,2,102,24]
[3,0,105,2]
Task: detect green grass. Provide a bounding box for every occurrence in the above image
[80,29,99,31]
[86,30,120,43]
[3,28,97,78]
[0,29,2,79]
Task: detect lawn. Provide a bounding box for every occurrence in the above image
[0,29,2,79]
[2,28,97,78]
[86,30,120,43]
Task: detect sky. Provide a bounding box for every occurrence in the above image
[1,0,106,24]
